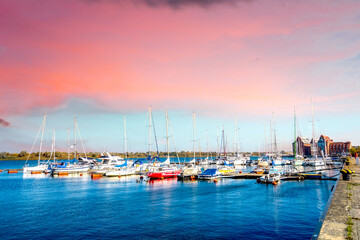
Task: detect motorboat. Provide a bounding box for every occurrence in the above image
[198,168,222,180]
[51,161,89,175]
[105,167,136,177]
[178,164,201,179]
[146,166,181,179]
[218,166,236,174]
[258,172,282,184]
[252,167,266,174]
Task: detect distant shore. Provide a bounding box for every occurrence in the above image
[0,151,269,161]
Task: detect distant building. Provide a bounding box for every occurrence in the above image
[294,135,351,157]
[295,137,312,156]
[317,135,333,156]
[329,141,352,155]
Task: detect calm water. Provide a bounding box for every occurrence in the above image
[0,160,333,239]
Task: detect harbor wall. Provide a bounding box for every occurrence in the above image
[316,158,360,240]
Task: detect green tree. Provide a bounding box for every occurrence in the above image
[18,150,27,157]
[0,152,8,159]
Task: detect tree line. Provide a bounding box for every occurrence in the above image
[0,150,277,160]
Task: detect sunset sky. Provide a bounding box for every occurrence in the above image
[1,0,359,154]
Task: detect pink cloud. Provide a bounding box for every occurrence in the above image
[0,118,10,127]
[1,0,360,117]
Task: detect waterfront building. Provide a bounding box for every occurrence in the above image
[317,135,333,156]
[295,135,352,157]
[295,137,312,156]
[328,141,352,155]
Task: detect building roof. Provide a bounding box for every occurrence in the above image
[297,137,311,144]
[320,135,333,143]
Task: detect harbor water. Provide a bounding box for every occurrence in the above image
[0,160,334,239]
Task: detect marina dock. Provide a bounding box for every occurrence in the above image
[316,158,360,240]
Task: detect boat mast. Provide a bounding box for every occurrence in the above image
[74,115,77,160]
[269,120,273,155]
[67,128,70,161]
[148,106,152,157]
[38,114,47,165]
[223,125,226,158]
[167,113,180,164]
[273,113,277,156]
[53,128,56,163]
[75,118,87,159]
[235,117,239,156]
[311,99,317,157]
[294,107,297,157]
[206,130,209,159]
[216,127,220,158]
[124,115,127,159]
[264,125,267,155]
[193,112,196,161]
[165,109,170,160]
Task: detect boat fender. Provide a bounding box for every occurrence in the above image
[272,181,277,185]
[214,179,218,183]
[256,178,261,183]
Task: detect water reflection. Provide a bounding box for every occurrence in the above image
[23,173,50,179]
[147,177,179,186]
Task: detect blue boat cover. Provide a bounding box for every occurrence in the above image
[199,169,217,176]
[114,160,127,168]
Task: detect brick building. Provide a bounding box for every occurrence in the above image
[295,137,312,156]
[294,135,351,157]
[328,141,352,155]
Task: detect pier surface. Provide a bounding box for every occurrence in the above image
[318,158,360,240]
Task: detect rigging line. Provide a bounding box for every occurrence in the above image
[25,120,43,164]
[45,129,55,164]
[167,115,180,164]
[77,121,87,159]
[151,112,159,156]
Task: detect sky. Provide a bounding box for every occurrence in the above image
[1,0,360,154]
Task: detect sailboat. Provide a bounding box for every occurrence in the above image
[51,116,90,175]
[292,108,304,166]
[189,112,196,164]
[269,113,282,167]
[179,114,202,179]
[105,115,135,177]
[306,101,325,167]
[23,115,52,174]
[198,130,211,165]
[227,117,247,165]
[146,109,181,179]
[215,128,236,173]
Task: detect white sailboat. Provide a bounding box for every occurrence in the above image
[306,100,325,167]
[105,115,135,177]
[228,117,247,165]
[146,108,181,179]
[198,130,211,165]
[23,115,51,174]
[51,116,89,174]
[293,108,304,166]
[189,112,196,164]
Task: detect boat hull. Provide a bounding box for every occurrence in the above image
[23,165,49,173]
[147,170,181,179]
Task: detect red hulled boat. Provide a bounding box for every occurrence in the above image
[146,167,181,179]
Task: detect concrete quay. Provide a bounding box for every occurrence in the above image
[317,158,360,240]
